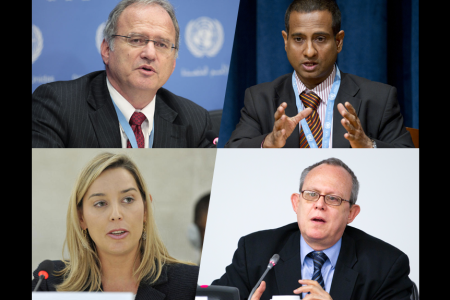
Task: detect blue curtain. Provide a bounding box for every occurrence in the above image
[218,0,419,148]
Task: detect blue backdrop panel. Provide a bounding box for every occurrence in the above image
[218,0,419,147]
[32,0,240,112]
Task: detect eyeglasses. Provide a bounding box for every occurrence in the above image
[300,190,351,206]
[112,34,177,55]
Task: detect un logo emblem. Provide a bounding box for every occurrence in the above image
[324,122,331,129]
[96,22,106,54]
[307,134,314,141]
[185,17,224,58]
[32,24,43,64]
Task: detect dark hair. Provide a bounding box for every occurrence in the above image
[299,157,359,205]
[194,193,210,225]
[284,0,341,36]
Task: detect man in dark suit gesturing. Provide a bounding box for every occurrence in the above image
[212,158,413,300]
[32,0,213,148]
[225,0,414,148]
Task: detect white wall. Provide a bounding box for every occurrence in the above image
[199,149,419,290]
[32,149,216,275]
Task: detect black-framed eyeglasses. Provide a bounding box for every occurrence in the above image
[300,190,351,206]
[112,34,177,54]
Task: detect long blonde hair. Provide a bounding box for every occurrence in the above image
[55,152,194,291]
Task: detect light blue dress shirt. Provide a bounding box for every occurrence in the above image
[300,235,342,299]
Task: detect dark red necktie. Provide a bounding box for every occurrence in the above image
[299,91,323,148]
[126,112,147,148]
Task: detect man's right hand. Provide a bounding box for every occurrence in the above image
[263,103,312,148]
[250,281,266,300]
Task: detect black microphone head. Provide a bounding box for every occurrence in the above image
[267,254,280,269]
[38,260,54,276]
[205,130,218,145]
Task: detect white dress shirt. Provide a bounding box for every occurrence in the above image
[106,77,156,148]
[294,65,336,148]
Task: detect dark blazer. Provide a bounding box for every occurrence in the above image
[225,72,414,148]
[32,260,199,300]
[32,71,214,148]
[212,223,413,300]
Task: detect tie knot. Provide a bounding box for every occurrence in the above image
[129,112,146,126]
[308,251,328,265]
[300,91,320,111]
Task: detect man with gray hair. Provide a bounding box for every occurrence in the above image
[212,157,413,300]
[32,0,214,148]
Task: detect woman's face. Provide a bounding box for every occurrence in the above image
[79,167,146,258]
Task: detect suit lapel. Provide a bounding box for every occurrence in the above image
[153,94,187,148]
[135,265,169,300]
[274,231,302,294]
[274,76,300,148]
[87,72,122,148]
[332,72,361,148]
[329,228,359,300]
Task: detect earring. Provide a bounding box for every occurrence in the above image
[142,223,147,240]
[82,229,89,249]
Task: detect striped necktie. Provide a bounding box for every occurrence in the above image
[308,251,327,290]
[127,112,146,148]
[299,91,323,148]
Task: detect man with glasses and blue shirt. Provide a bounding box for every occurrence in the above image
[32,0,214,148]
[212,158,413,300]
[225,0,414,148]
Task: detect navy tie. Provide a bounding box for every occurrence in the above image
[308,251,328,290]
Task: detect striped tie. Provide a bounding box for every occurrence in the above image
[299,91,323,148]
[308,251,327,290]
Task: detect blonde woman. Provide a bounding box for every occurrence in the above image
[32,153,198,298]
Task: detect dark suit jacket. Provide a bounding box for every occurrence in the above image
[32,71,214,148]
[212,223,413,300]
[32,260,199,300]
[225,72,414,148]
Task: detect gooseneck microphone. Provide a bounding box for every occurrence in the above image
[248,254,280,300]
[206,130,218,146]
[33,260,54,291]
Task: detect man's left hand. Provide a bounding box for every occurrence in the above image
[293,280,332,300]
[337,102,373,148]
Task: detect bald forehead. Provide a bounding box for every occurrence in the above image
[304,164,353,196]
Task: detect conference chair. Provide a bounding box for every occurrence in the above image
[196,285,240,300]
[406,127,419,148]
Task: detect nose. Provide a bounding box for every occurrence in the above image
[314,196,327,210]
[140,41,157,60]
[110,202,123,221]
[303,40,317,58]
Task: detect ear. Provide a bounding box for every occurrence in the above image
[78,209,87,230]
[335,30,345,53]
[171,57,176,75]
[291,193,300,213]
[346,204,360,224]
[282,30,288,51]
[101,39,111,65]
[148,193,153,203]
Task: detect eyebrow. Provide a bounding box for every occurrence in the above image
[291,31,331,37]
[129,32,172,43]
[87,187,138,199]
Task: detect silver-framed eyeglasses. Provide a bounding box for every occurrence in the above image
[300,190,351,206]
[112,34,177,55]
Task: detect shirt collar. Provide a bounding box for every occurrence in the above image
[300,233,342,269]
[106,76,155,123]
[295,64,336,105]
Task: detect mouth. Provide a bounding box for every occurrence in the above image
[107,229,129,239]
[139,65,156,73]
[311,217,326,223]
[302,61,318,71]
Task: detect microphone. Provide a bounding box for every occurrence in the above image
[33,260,54,291]
[206,130,218,146]
[248,254,280,300]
